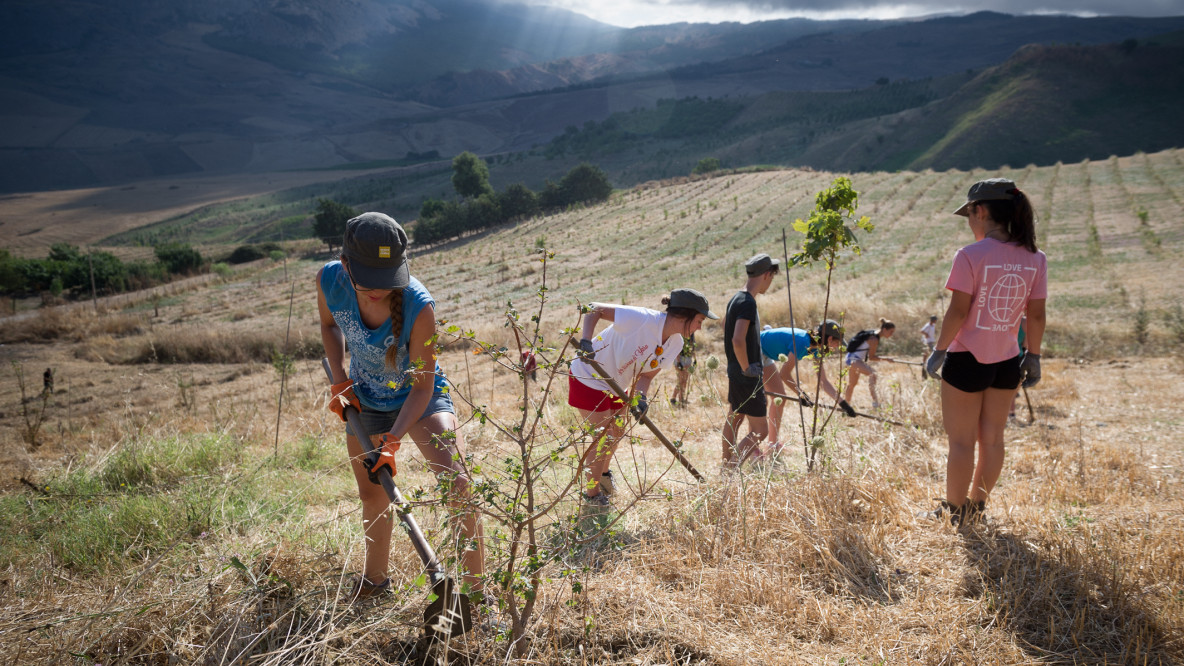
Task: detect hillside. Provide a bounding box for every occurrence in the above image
[1,154,1182,664]
[3,5,1184,193]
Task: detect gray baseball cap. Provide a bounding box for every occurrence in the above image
[818,319,844,342]
[342,212,410,290]
[745,253,780,276]
[668,288,718,319]
[953,178,1019,216]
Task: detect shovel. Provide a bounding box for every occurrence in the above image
[321,359,472,644]
[579,355,705,483]
[768,391,909,427]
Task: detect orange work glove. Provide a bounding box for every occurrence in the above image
[328,379,361,422]
[363,433,400,484]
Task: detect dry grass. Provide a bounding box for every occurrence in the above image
[1,155,1183,663]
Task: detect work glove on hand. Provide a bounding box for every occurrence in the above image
[838,399,857,418]
[742,362,762,378]
[797,392,813,408]
[363,433,400,485]
[630,392,649,419]
[925,349,947,380]
[1020,352,1041,388]
[577,338,595,358]
[328,379,360,422]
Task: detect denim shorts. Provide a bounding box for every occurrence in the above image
[345,392,455,438]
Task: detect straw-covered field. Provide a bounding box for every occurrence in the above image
[1,150,1182,664]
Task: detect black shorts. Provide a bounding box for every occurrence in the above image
[727,373,767,417]
[941,351,1022,393]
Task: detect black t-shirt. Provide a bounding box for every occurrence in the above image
[723,290,760,375]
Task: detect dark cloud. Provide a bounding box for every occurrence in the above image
[646,0,1182,18]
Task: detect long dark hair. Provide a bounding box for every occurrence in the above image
[979,189,1038,252]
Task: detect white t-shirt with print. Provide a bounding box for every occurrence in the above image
[570,305,681,393]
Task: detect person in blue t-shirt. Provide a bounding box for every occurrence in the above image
[318,212,484,600]
[759,321,853,451]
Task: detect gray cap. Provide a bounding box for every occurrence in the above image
[745,253,780,276]
[667,288,718,320]
[342,212,410,290]
[953,178,1020,216]
[818,319,844,342]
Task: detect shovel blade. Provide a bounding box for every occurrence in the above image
[423,575,473,642]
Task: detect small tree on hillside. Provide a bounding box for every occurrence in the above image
[155,243,203,276]
[313,198,357,254]
[693,157,722,175]
[498,183,539,222]
[452,151,494,200]
[558,162,612,207]
[788,176,875,470]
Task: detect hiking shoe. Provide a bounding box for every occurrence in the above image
[599,471,615,497]
[961,499,986,526]
[349,575,391,601]
[871,401,881,410]
[921,500,964,526]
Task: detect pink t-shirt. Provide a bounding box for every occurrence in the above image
[945,238,1047,363]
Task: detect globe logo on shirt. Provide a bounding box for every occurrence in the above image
[986,273,1027,323]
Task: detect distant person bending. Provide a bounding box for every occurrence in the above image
[921,315,938,355]
[925,179,1046,526]
[318,212,485,599]
[842,319,896,410]
[759,321,854,453]
[721,253,779,467]
[572,289,716,506]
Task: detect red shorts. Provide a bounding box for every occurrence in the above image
[567,375,625,413]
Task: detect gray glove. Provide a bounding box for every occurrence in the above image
[1020,352,1041,388]
[578,338,595,357]
[926,349,946,379]
[741,362,762,378]
[631,392,648,418]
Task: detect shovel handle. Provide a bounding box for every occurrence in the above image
[579,355,705,482]
[321,359,445,583]
[768,391,908,427]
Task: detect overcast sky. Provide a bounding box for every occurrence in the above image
[530,0,1184,28]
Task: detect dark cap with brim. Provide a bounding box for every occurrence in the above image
[667,287,718,320]
[953,178,1019,216]
[745,253,780,276]
[818,319,844,341]
[342,212,410,290]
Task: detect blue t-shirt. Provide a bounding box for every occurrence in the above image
[321,261,448,410]
[760,328,816,361]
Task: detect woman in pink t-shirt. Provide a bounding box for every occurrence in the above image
[924,178,1047,526]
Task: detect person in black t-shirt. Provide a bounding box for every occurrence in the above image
[721,253,779,467]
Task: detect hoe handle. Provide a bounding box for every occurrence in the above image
[768,391,908,427]
[580,355,705,482]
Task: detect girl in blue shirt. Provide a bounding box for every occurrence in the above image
[758,321,851,452]
[318,212,484,599]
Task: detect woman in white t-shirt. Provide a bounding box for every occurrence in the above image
[571,289,717,506]
[925,178,1047,526]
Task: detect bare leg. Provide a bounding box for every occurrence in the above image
[763,364,785,445]
[346,433,394,583]
[736,414,769,464]
[843,364,861,403]
[577,407,624,496]
[409,412,486,590]
[969,387,1015,502]
[722,411,743,463]
[941,381,985,508]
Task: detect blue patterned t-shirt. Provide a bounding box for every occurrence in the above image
[321,261,448,411]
